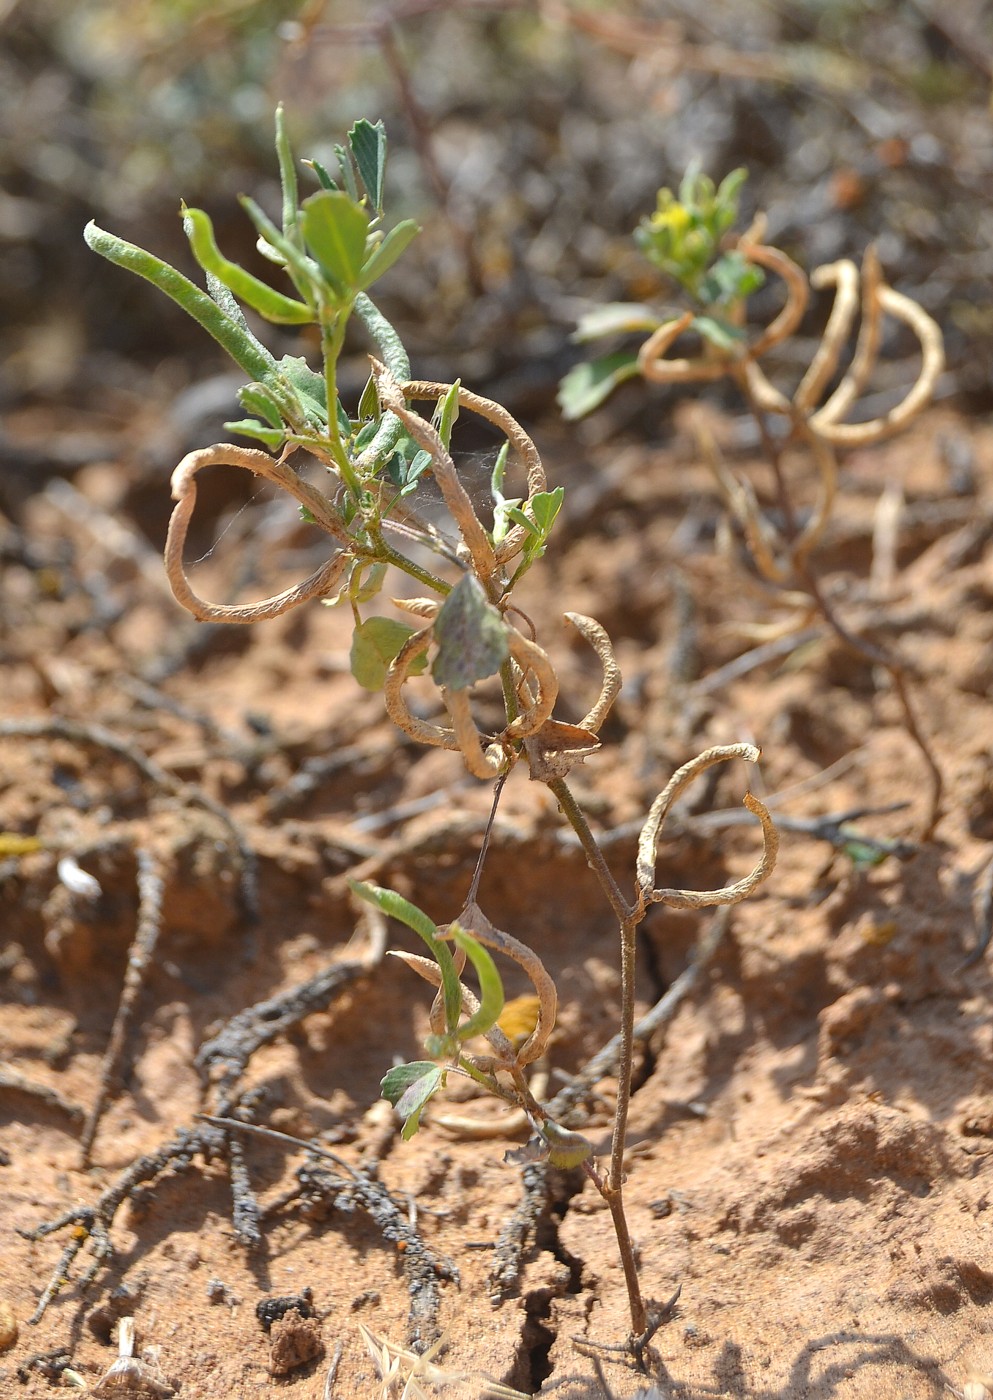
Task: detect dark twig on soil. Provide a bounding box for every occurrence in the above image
[293,1160,459,1351]
[19,1122,227,1323]
[208,1115,458,1350]
[80,847,167,1165]
[196,915,386,1114]
[23,914,388,1315]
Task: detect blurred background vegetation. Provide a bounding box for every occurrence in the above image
[2,0,991,509]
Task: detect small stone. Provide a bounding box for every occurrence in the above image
[0,1300,18,1351]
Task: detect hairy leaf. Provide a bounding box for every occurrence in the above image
[381,1062,444,1139]
[301,191,370,297]
[432,574,509,692]
[350,616,425,692]
[349,118,387,213]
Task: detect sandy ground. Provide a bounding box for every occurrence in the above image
[2,404,993,1398]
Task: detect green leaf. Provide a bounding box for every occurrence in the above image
[350,882,462,1034]
[432,574,509,691]
[239,383,285,429]
[353,417,381,450]
[381,1062,444,1140]
[450,923,505,1041]
[301,190,370,297]
[432,379,461,450]
[334,142,360,201]
[505,506,539,538]
[224,417,285,448]
[692,315,743,353]
[381,1061,439,1105]
[357,371,380,423]
[349,616,426,691]
[571,302,662,343]
[359,219,420,290]
[557,352,641,420]
[349,118,387,213]
[183,207,314,324]
[274,103,300,239]
[84,221,279,384]
[530,487,565,534]
[305,158,338,192]
[275,354,328,426]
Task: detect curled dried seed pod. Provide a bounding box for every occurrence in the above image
[811,279,944,445]
[563,612,621,734]
[636,743,778,905]
[383,627,460,752]
[793,259,860,414]
[165,444,349,623]
[388,948,508,1049]
[504,631,559,740]
[735,241,810,358]
[808,246,884,432]
[401,378,546,568]
[370,361,499,582]
[648,791,778,910]
[638,312,729,385]
[740,358,792,415]
[446,687,510,780]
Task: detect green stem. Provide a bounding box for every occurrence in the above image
[366,528,451,596]
[322,308,360,496]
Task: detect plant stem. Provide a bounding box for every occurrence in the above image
[321,308,361,497]
[547,778,631,925]
[366,527,452,596]
[546,775,647,1341]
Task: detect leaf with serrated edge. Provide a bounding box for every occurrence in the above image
[349,118,387,212]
